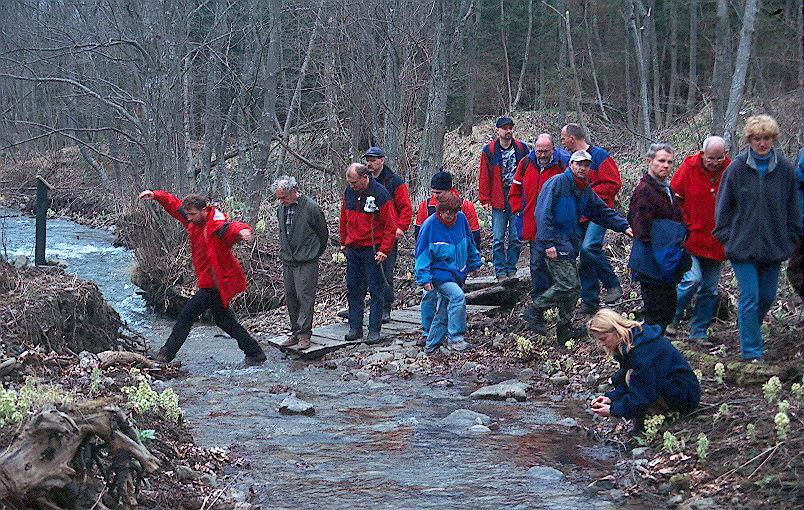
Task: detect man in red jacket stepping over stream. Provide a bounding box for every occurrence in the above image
[139,190,267,366]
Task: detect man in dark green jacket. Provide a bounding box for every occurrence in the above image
[273,175,329,350]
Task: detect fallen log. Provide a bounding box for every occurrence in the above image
[0,401,159,509]
[96,351,155,370]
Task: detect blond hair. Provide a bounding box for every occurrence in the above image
[743,114,779,142]
[588,308,643,355]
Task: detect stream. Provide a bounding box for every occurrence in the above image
[2,209,627,509]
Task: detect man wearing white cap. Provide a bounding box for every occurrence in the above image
[531,150,633,342]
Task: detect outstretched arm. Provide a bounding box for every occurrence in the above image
[140,190,189,227]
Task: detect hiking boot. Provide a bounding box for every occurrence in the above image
[365,331,382,344]
[603,286,623,304]
[557,324,587,344]
[578,301,599,315]
[345,329,363,341]
[417,335,427,347]
[525,306,547,335]
[336,308,349,319]
[382,309,392,324]
[151,348,174,364]
[449,340,471,352]
[281,334,300,347]
[295,335,312,350]
[665,322,679,337]
[244,351,267,366]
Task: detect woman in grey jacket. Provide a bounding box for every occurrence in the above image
[714,115,801,361]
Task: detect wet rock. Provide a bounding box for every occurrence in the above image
[558,417,577,427]
[468,424,491,434]
[669,473,691,491]
[526,466,565,482]
[405,348,419,358]
[609,489,625,502]
[0,358,19,377]
[518,368,535,381]
[666,495,684,507]
[13,255,27,269]
[278,395,315,416]
[393,352,405,360]
[470,379,529,401]
[687,496,717,510]
[175,465,201,481]
[658,483,673,495]
[199,473,217,488]
[416,352,427,360]
[631,447,650,458]
[460,361,478,373]
[352,370,371,383]
[364,352,394,364]
[234,504,256,510]
[485,369,518,385]
[549,372,570,386]
[441,409,491,433]
[586,373,598,387]
[506,397,518,403]
[384,363,400,374]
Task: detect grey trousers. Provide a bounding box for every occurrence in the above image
[533,257,580,328]
[283,259,319,337]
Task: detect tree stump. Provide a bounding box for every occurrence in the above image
[0,401,159,509]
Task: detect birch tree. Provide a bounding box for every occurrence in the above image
[723,0,761,148]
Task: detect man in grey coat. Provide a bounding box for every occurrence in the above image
[273,175,329,350]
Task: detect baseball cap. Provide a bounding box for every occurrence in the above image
[570,150,593,163]
[363,146,386,158]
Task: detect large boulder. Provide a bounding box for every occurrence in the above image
[470,379,530,401]
[278,395,315,416]
[440,409,491,434]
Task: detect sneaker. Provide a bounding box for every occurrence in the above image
[665,322,679,337]
[603,286,623,304]
[578,301,599,315]
[345,329,363,341]
[365,331,382,344]
[382,309,391,324]
[417,336,427,347]
[449,340,471,352]
[295,335,312,350]
[244,351,267,366]
[336,308,349,319]
[557,324,587,344]
[281,334,300,347]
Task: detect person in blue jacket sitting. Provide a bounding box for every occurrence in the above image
[415,192,482,353]
[588,309,700,429]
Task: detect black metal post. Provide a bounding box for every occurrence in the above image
[34,175,53,266]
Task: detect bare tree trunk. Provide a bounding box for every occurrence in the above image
[564,10,587,131]
[500,0,513,112]
[512,0,533,111]
[277,0,323,170]
[646,0,662,128]
[181,0,194,194]
[799,0,803,145]
[198,0,226,195]
[627,0,651,144]
[723,0,761,148]
[249,0,282,224]
[665,0,678,127]
[625,41,635,134]
[324,8,346,182]
[460,0,481,135]
[685,0,699,111]
[383,0,402,168]
[584,1,609,121]
[711,0,731,135]
[557,0,567,125]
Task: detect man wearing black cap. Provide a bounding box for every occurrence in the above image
[478,116,529,281]
[364,146,412,322]
[414,170,482,346]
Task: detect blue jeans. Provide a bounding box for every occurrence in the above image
[420,286,438,339]
[491,208,521,276]
[529,241,551,301]
[579,221,621,306]
[673,256,723,338]
[731,261,781,359]
[346,246,385,333]
[424,282,467,351]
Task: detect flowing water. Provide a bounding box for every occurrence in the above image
[2,209,626,509]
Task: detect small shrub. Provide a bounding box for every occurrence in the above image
[662,431,681,453]
[643,414,666,443]
[746,423,757,441]
[714,363,725,385]
[774,412,789,440]
[696,433,709,461]
[763,376,782,404]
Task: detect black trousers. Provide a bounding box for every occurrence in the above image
[161,288,264,360]
[639,281,677,330]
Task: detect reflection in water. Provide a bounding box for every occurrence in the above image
[1,209,619,509]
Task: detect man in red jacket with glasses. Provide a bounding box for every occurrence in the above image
[139,190,267,366]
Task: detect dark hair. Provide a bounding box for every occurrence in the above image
[563,123,587,142]
[182,194,208,210]
[435,192,461,213]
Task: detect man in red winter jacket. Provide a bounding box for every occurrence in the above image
[339,163,397,344]
[139,190,267,366]
[666,136,730,341]
[561,123,624,314]
[478,116,530,280]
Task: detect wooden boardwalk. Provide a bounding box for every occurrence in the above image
[261,304,499,358]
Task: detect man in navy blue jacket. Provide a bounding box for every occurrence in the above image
[531,150,633,342]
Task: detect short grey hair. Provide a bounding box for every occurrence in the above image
[646,142,674,159]
[271,175,298,194]
[702,136,727,152]
[535,133,554,145]
[346,162,371,177]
